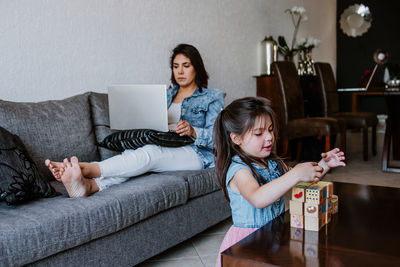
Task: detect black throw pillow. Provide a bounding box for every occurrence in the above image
[0,126,60,205]
[98,129,194,152]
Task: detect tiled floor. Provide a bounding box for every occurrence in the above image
[138,131,400,267]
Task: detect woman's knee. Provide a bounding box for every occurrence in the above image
[123,145,158,166]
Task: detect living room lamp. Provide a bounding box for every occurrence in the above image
[365,49,389,91]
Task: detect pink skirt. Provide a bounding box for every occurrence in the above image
[215,225,259,267]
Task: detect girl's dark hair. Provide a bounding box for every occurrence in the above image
[170,43,209,91]
[213,96,288,201]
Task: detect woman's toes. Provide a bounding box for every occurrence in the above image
[70,156,79,165]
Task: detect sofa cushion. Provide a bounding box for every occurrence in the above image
[0,173,188,266]
[0,126,59,205]
[0,93,100,181]
[159,168,221,199]
[88,92,119,160]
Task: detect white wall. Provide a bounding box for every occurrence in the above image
[0,0,336,104]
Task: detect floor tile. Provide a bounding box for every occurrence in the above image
[191,234,226,256]
[199,254,219,267]
[200,218,232,235]
[145,241,198,261]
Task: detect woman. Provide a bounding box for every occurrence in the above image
[45,44,224,198]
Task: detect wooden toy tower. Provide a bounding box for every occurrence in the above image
[290,181,338,231]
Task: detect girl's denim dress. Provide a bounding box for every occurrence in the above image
[226,155,285,228]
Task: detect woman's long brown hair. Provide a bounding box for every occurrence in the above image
[170,43,209,91]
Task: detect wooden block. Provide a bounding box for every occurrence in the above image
[290,227,304,241]
[305,200,327,229]
[317,181,333,198]
[292,182,312,202]
[321,210,327,226]
[290,200,304,215]
[306,186,325,204]
[328,197,333,213]
[304,202,323,217]
[304,230,319,245]
[305,215,324,231]
[331,194,339,214]
[291,214,304,229]
[297,182,314,186]
[317,183,328,201]
[326,197,332,223]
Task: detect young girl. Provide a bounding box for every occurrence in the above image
[213,96,345,267]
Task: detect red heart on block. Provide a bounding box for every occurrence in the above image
[294,192,303,199]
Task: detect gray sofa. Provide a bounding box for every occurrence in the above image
[0,92,230,266]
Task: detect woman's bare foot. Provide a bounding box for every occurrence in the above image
[60,156,99,198]
[45,159,101,180]
[45,159,66,181]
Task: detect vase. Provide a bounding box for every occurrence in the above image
[298,50,315,76]
[261,36,277,75]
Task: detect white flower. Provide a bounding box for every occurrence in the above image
[307,37,320,47]
[298,37,320,49]
[291,6,306,15]
[310,37,320,47]
[279,6,311,57]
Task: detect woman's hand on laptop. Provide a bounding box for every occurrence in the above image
[176,120,196,138]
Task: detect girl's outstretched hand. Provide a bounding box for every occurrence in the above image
[321,148,346,168]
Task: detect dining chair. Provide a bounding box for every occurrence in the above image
[314,62,378,161]
[271,61,346,160]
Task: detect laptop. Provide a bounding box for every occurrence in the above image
[108,84,169,132]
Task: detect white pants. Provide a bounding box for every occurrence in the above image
[94,145,203,191]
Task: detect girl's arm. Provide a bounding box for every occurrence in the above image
[230,162,323,209]
[318,148,346,177]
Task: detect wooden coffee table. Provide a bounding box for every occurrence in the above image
[221,182,400,266]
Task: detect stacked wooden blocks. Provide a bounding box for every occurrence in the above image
[290,181,338,231]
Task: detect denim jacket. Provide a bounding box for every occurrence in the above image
[167,85,224,168]
[226,155,285,228]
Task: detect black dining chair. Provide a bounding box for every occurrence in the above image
[271,61,346,160]
[314,62,378,161]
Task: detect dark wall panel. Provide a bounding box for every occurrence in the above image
[337,0,400,88]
